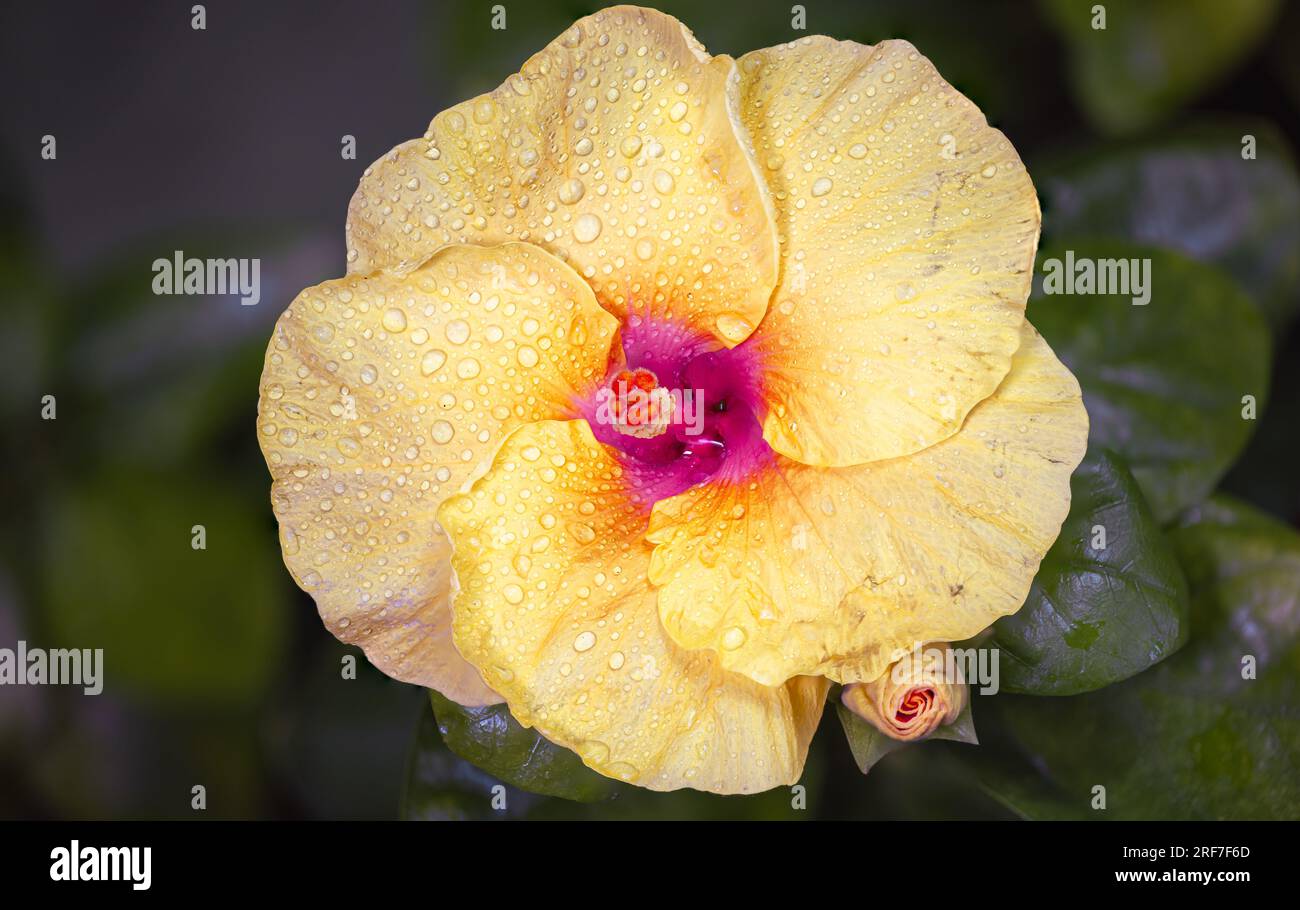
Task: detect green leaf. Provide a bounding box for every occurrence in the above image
[990,450,1189,695]
[979,496,1300,819]
[402,695,537,820]
[1039,121,1300,330]
[428,690,616,802]
[836,692,977,775]
[1029,240,1271,521]
[40,468,287,706]
[1040,0,1280,135]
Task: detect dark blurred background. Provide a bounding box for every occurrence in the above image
[1,0,1297,819]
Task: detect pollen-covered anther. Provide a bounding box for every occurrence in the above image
[607,368,675,439]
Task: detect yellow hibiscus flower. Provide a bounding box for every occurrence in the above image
[257,6,1087,794]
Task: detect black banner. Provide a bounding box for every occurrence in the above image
[2,821,1287,896]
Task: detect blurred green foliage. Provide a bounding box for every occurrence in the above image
[1029,241,1271,521]
[1039,120,1300,331]
[1041,0,1281,134]
[42,468,285,705]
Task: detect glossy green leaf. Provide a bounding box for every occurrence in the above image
[402,695,538,820]
[979,496,1300,819]
[836,693,977,775]
[40,468,287,706]
[1040,121,1300,329]
[428,691,616,802]
[1040,0,1280,134]
[1029,240,1270,521]
[990,450,1189,695]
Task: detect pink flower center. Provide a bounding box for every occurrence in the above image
[896,688,936,725]
[606,367,673,438]
[578,316,771,506]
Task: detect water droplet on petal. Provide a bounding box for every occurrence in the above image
[381,307,407,332]
[573,213,602,243]
[722,627,747,650]
[421,349,447,375]
[558,178,585,205]
[456,357,481,379]
[715,312,753,343]
[431,420,454,444]
[445,320,471,345]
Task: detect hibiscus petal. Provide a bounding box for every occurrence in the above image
[737,37,1041,466]
[438,419,828,793]
[647,321,1087,686]
[347,6,779,347]
[258,242,618,704]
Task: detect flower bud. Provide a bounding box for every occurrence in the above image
[841,650,967,742]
